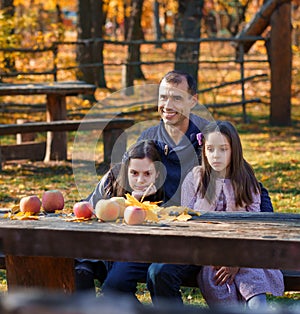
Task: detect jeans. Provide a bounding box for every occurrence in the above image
[75,259,108,292]
[147,263,202,306]
[101,261,150,303]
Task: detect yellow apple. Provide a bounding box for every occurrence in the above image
[95,199,120,222]
[110,196,126,217]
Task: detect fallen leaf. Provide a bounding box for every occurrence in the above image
[175,213,192,221]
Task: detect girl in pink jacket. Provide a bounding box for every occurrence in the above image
[181,121,284,310]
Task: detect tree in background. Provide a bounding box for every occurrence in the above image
[174,0,204,84]
[77,0,106,88]
[0,0,15,73]
[153,0,162,47]
[123,0,145,91]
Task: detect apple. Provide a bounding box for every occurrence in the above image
[95,199,120,222]
[73,201,94,219]
[20,195,41,213]
[110,196,126,217]
[124,206,146,225]
[42,190,64,212]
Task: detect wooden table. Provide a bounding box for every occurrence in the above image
[0,211,299,293]
[0,81,96,161]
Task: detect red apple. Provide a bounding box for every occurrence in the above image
[73,201,93,219]
[20,195,41,213]
[42,190,64,212]
[95,199,120,222]
[124,206,146,225]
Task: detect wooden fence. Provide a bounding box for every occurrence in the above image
[0,35,271,123]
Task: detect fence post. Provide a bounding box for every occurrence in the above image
[270,1,292,126]
[237,42,248,123]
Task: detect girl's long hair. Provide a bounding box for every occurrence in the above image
[107,140,164,202]
[199,121,260,207]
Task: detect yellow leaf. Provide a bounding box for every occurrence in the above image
[11,205,20,214]
[18,215,39,220]
[9,211,40,220]
[125,194,160,223]
[64,217,91,222]
[176,213,192,222]
[145,209,159,222]
[159,213,177,221]
[125,194,161,211]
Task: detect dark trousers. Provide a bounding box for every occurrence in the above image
[147,263,202,306]
[101,261,150,303]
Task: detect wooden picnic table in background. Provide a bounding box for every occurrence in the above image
[0,81,96,161]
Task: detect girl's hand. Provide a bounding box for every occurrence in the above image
[132,184,157,201]
[212,266,239,285]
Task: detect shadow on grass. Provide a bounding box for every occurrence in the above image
[1,160,111,177]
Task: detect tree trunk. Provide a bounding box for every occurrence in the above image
[0,0,13,11]
[123,0,145,92]
[235,0,291,53]
[77,0,106,88]
[174,0,204,85]
[91,0,106,87]
[153,0,162,47]
[270,2,292,125]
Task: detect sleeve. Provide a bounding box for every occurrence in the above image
[137,126,158,142]
[246,190,261,212]
[138,129,151,141]
[181,167,199,208]
[259,182,274,212]
[84,172,111,208]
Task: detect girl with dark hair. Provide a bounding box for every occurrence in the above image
[75,140,165,294]
[105,139,164,201]
[181,121,284,309]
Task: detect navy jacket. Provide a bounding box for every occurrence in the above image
[138,114,208,206]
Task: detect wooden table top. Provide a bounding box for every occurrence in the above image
[0,211,299,270]
[0,81,96,96]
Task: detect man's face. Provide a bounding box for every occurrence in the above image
[158,78,196,127]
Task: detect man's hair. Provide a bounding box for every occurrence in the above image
[161,70,197,96]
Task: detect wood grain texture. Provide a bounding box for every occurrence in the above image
[0,212,299,270]
[5,255,75,293]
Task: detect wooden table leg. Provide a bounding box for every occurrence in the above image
[44,94,67,162]
[5,255,75,293]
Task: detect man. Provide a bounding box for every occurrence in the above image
[76,70,273,304]
[86,71,208,208]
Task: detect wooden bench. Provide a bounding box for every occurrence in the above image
[0,254,298,292]
[0,118,135,169]
[0,81,97,162]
